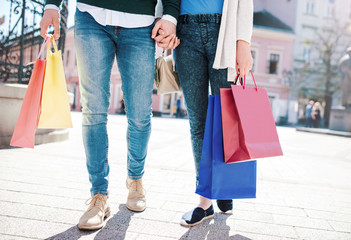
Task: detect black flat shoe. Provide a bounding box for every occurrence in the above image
[216,199,233,214]
[180,205,214,227]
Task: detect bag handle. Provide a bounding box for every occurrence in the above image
[37,35,52,59]
[234,70,257,91]
[162,49,176,72]
[51,37,59,53]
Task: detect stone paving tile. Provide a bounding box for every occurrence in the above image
[106,217,188,239]
[0,201,81,225]
[129,207,178,223]
[272,214,333,231]
[1,112,351,239]
[304,209,351,223]
[295,227,351,240]
[161,200,199,213]
[243,195,287,207]
[0,189,84,210]
[254,203,307,217]
[0,234,39,240]
[230,231,297,240]
[0,179,87,199]
[133,234,177,240]
[232,219,298,238]
[328,220,351,233]
[231,209,274,224]
[0,215,73,239]
[232,201,256,211]
[284,198,351,215]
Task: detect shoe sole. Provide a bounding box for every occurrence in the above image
[77,209,111,230]
[126,204,146,212]
[180,214,214,227]
[220,210,233,215]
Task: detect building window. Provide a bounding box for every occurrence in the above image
[327,0,334,17]
[251,50,256,72]
[269,53,280,74]
[306,1,315,15]
[303,47,311,62]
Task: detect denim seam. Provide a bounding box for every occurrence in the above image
[104,126,109,178]
[91,190,109,196]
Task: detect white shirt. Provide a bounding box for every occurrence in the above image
[44,0,177,28]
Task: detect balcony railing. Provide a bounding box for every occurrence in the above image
[0,0,68,84]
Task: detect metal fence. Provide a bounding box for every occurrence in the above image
[0,0,68,84]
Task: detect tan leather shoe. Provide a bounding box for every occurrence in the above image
[126,177,146,212]
[78,194,110,230]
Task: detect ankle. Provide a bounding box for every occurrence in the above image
[198,197,212,210]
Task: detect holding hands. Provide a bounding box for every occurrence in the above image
[152,19,180,50]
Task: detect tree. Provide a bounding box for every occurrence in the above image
[295,20,351,127]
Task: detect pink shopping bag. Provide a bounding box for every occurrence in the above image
[221,71,283,163]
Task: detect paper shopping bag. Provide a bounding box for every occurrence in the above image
[37,39,72,128]
[221,72,283,163]
[196,95,257,199]
[10,38,49,148]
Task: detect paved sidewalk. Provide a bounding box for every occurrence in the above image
[1,112,351,240]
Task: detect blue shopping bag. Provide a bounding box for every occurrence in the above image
[196,95,257,199]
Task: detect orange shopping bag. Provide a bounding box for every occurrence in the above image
[37,38,72,128]
[10,38,50,148]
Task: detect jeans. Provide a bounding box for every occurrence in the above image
[74,9,155,196]
[174,14,231,183]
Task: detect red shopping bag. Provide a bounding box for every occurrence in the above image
[10,38,50,148]
[220,71,283,163]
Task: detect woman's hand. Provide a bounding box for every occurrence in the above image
[236,40,253,79]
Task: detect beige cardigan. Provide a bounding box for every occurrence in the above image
[213,0,253,82]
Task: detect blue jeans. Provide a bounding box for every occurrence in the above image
[74,9,155,196]
[174,14,231,183]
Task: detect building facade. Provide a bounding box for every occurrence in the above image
[254,0,351,124]
[250,10,296,124]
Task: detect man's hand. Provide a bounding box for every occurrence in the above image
[40,9,60,39]
[152,19,180,49]
[236,40,253,79]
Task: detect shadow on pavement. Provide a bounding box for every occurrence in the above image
[179,213,252,240]
[46,204,134,240]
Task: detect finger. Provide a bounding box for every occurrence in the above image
[174,38,180,48]
[171,37,179,49]
[158,42,169,48]
[155,32,173,42]
[40,21,49,39]
[53,19,60,40]
[239,66,248,79]
[152,21,161,38]
[167,36,177,49]
[158,34,173,44]
[158,39,173,49]
[154,34,168,42]
[158,29,165,35]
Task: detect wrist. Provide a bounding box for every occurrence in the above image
[44,4,60,11]
[237,40,250,46]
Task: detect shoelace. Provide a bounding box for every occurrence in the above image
[85,194,106,212]
[129,180,143,192]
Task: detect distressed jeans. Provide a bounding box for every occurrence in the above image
[174,14,231,183]
[74,9,155,196]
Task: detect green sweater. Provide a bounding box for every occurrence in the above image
[46,0,180,19]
